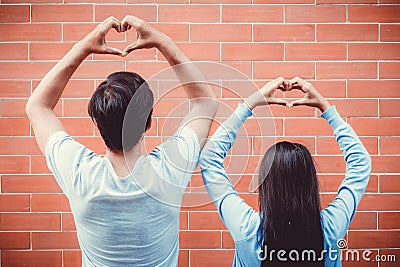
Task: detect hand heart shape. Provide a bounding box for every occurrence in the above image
[81,16,164,57]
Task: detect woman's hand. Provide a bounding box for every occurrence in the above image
[243,77,290,110]
[288,77,331,112]
[77,16,125,56]
[121,15,170,54]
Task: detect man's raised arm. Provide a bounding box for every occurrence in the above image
[121,16,218,147]
[26,17,124,154]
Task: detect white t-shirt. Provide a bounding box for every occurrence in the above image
[46,127,200,267]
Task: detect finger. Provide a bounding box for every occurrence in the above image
[104,46,124,56]
[269,97,289,107]
[289,77,311,93]
[102,16,121,33]
[123,41,142,54]
[289,98,308,107]
[121,15,143,29]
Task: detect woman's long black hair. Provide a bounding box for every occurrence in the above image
[259,141,324,267]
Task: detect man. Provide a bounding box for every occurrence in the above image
[25,15,218,266]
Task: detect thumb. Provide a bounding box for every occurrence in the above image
[104,46,124,56]
[289,97,308,107]
[123,41,142,54]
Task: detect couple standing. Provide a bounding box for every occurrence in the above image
[26,16,371,267]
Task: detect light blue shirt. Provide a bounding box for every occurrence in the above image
[46,126,200,267]
[200,104,371,267]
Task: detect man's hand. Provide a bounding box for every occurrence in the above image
[78,16,124,56]
[288,77,331,112]
[244,77,290,110]
[121,15,170,54]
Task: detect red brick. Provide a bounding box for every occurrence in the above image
[348,231,400,248]
[95,4,156,22]
[0,43,28,60]
[381,24,400,42]
[0,156,30,174]
[255,0,313,3]
[254,24,315,42]
[348,80,400,98]
[380,175,400,193]
[349,5,400,23]
[0,5,30,22]
[285,118,332,136]
[0,99,28,117]
[254,62,315,79]
[178,250,189,267]
[222,43,283,61]
[59,118,94,136]
[0,62,54,79]
[0,213,61,230]
[286,5,346,22]
[191,24,252,42]
[190,249,235,266]
[2,251,62,267]
[189,211,225,230]
[30,42,75,60]
[317,62,377,79]
[0,232,30,249]
[222,5,283,22]
[151,23,189,42]
[317,137,378,156]
[128,0,187,3]
[0,23,62,41]
[0,194,30,212]
[286,43,346,61]
[381,138,400,155]
[348,118,400,136]
[179,231,220,248]
[317,0,376,3]
[0,80,30,98]
[372,156,400,173]
[31,155,51,174]
[222,231,235,248]
[63,23,124,42]
[379,212,400,230]
[349,43,400,60]
[380,62,400,79]
[320,174,378,193]
[32,194,70,212]
[2,175,62,193]
[180,211,188,230]
[63,98,90,117]
[380,100,400,117]
[0,137,42,156]
[159,42,220,61]
[32,232,79,249]
[285,80,347,98]
[379,249,400,267]
[348,212,377,230]
[317,24,378,41]
[329,99,379,117]
[62,213,76,230]
[359,194,400,211]
[63,250,81,267]
[314,156,346,173]
[32,4,93,22]
[271,105,315,117]
[72,61,124,79]
[159,5,219,22]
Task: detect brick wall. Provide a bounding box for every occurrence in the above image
[0,1,399,266]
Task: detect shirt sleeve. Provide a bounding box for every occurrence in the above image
[148,125,201,188]
[45,130,94,195]
[320,106,372,241]
[200,103,260,242]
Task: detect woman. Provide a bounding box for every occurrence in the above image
[199,77,371,267]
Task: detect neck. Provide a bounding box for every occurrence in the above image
[106,141,142,178]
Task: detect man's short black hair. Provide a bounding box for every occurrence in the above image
[88,71,154,152]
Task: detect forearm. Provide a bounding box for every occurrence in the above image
[26,42,88,112]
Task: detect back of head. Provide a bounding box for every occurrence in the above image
[258,141,324,267]
[88,71,154,152]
